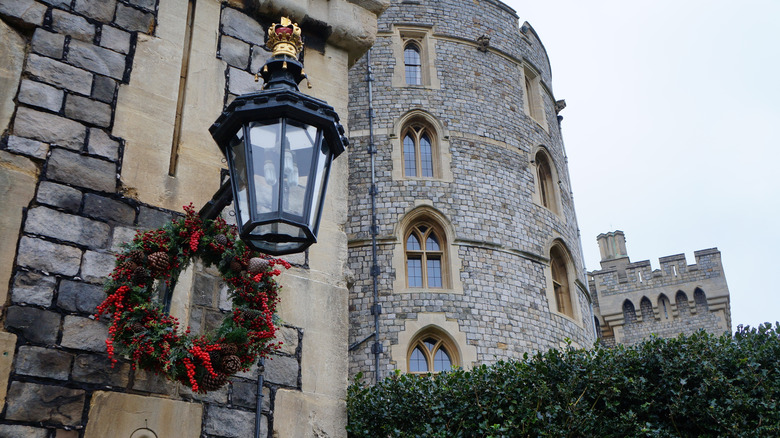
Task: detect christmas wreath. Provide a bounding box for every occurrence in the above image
[96,204,289,392]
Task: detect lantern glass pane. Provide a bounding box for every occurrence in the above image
[281,120,317,218]
[228,130,250,228]
[248,120,282,216]
[308,137,331,228]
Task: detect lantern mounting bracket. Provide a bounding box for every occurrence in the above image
[198,178,234,221]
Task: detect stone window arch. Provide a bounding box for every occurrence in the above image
[694,288,708,311]
[404,218,447,289]
[407,327,459,373]
[675,291,689,315]
[523,64,546,126]
[532,147,560,214]
[392,205,463,294]
[544,240,580,322]
[640,296,653,321]
[658,294,671,320]
[402,120,436,178]
[623,300,637,324]
[391,110,452,182]
[404,41,422,85]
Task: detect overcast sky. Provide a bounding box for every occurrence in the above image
[502,0,780,329]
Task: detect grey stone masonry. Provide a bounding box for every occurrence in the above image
[128,0,156,11]
[100,25,131,54]
[17,79,63,112]
[31,28,66,59]
[60,315,109,352]
[67,39,127,80]
[347,0,590,381]
[51,9,96,42]
[24,206,111,248]
[219,35,250,69]
[0,425,48,438]
[74,0,118,22]
[14,106,87,150]
[25,53,93,95]
[220,7,264,45]
[204,405,264,438]
[11,270,56,306]
[92,75,118,103]
[65,94,113,127]
[87,127,120,159]
[15,346,73,380]
[72,354,131,386]
[6,135,48,159]
[16,236,82,276]
[57,279,105,314]
[5,306,61,344]
[114,3,154,33]
[5,382,85,426]
[83,193,135,223]
[36,181,83,212]
[80,250,115,284]
[0,0,46,26]
[46,148,117,192]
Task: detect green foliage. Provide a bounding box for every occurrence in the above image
[347,324,780,437]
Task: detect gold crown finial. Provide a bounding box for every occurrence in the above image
[267,17,303,58]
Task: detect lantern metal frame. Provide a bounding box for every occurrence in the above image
[206,52,348,255]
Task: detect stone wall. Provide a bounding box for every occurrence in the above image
[0,0,384,436]
[590,247,732,345]
[347,0,594,382]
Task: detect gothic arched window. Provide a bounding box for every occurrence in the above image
[623,300,637,324]
[535,150,559,214]
[550,244,573,317]
[404,42,422,85]
[405,221,446,288]
[402,123,435,178]
[408,330,458,373]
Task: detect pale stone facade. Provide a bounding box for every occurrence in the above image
[346,0,596,382]
[0,0,385,436]
[590,231,732,346]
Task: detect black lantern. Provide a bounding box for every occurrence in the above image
[209,18,348,255]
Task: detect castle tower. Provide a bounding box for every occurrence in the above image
[347,0,595,381]
[589,231,732,346]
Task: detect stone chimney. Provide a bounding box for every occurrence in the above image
[597,230,630,270]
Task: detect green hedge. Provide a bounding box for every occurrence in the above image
[347,324,780,437]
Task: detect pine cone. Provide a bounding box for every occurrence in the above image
[229,259,243,273]
[119,260,138,273]
[221,343,238,355]
[130,322,146,333]
[200,372,227,391]
[133,266,150,284]
[221,355,242,374]
[215,234,228,246]
[248,257,268,274]
[129,249,146,264]
[148,251,170,273]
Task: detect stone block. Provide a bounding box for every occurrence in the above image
[277,326,299,355]
[264,354,298,387]
[25,206,111,248]
[137,206,172,229]
[74,0,117,22]
[18,79,64,112]
[180,383,227,404]
[5,306,61,344]
[250,46,271,73]
[204,405,261,438]
[228,67,260,95]
[83,392,202,438]
[193,272,217,306]
[24,53,93,95]
[221,7,264,45]
[231,381,270,411]
[5,382,85,426]
[37,181,82,212]
[127,0,155,11]
[56,430,79,438]
[57,279,105,314]
[65,95,113,128]
[0,425,48,438]
[203,309,223,332]
[16,237,82,276]
[218,283,231,311]
[111,226,137,252]
[32,28,65,59]
[83,193,134,223]
[100,25,130,54]
[14,106,87,150]
[15,346,73,380]
[114,4,154,33]
[0,0,46,26]
[92,75,117,103]
[38,0,70,7]
[219,35,249,69]
[68,39,127,80]
[131,368,178,395]
[52,9,96,42]
[11,270,56,306]
[72,354,130,386]
[81,251,116,284]
[61,315,108,352]
[7,135,48,159]
[47,148,117,192]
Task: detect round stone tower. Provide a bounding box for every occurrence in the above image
[347,0,595,381]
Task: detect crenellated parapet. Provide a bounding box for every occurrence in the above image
[589,232,731,345]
